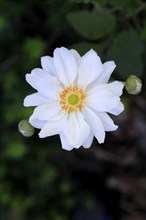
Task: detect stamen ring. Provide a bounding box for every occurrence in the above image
[59,85,87,113]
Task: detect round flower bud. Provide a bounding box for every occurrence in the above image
[125,75,142,95]
[18,120,35,137]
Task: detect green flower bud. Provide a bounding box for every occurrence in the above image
[18,120,35,137]
[125,75,142,95]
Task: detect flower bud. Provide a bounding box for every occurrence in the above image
[125,75,142,95]
[18,120,35,137]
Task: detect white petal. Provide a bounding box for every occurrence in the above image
[104,81,124,96]
[53,47,77,86]
[97,61,116,84]
[86,89,120,113]
[39,121,59,138]
[62,111,90,146]
[25,68,61,99]
[83,134,94,149]
[77,49,103,88]
[83,107,105,144]
[70,49,81,63]
[41,56,56,75]
[97,112,118,131]
[60,133,73,151]
[24,92,48,107]
[39,114,67,138]
[29,118,47,129]
[30,102,63,121]
[87,81,124,97]
[108,101,124,115]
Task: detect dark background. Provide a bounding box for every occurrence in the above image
[0,0,146,220]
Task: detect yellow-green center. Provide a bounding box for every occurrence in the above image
[59,85,87,113]
[68,94,79,105]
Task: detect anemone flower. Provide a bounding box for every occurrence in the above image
[24,47,124,150]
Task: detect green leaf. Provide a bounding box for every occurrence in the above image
[67,10,116,40]
[106,29,144,80]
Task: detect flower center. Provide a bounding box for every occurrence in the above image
[59,85,87,113]
[68,94,79,105]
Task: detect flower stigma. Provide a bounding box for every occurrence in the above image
[68,94,79,105]
[59,85,87,113]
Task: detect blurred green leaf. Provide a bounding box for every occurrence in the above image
[4,141,27,159]
[40,167,58,184]
[64,197,76,209]
[106,29,144,79]
[0,16,6,29]
[67,10,116,40]
[3,103,33,124]
[51,212,67,220]
[60,181,72,193]
[19,108,33,121]
[23,38,45,59]
[10,195,34,213]
[0,166,6,178]
[141,20,146,40]
[0,183,11,205]
[3,71,19,91]
[81,193,96,209]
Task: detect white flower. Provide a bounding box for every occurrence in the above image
[24,47,124,150]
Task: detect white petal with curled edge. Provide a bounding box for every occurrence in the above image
[87,81,124,97]
[53,47,77,86]
[97,61,116,84]
[29,102,63,121]
[29,118,47,129]
[104,81,124,96]
[39,121,59,138]
[62,111,90,146]
[83,106,105,144]
[41,56,56,75]
[77,49,103,88]
[39,114,67,138]
[25,68,61,99]
[60,132,73,151]
[86,89,120,113]
[97,112,118,131]
[24,92,48,107]
[83,134,94,149]
[60,132,85,150]
[70,49,81,63]
[108,101,124,116]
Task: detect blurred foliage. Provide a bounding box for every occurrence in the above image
[0,0,146,220]
[67,10,116,40]
[106,29,144,79]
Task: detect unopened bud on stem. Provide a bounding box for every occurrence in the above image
[125,75,142,95]
[18,120,35,137]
